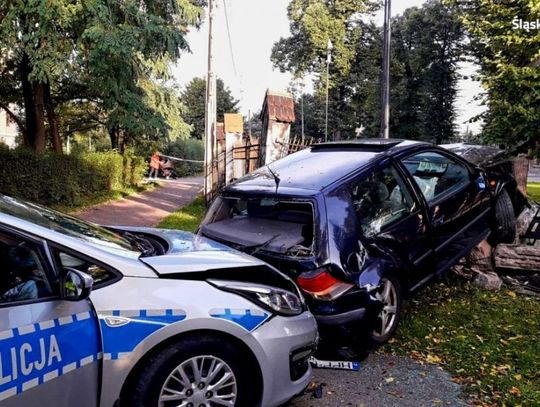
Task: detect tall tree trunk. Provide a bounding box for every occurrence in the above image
[20,53,47,152]
[20,53,36,148]
[44,83,62,153]
[32,82,47,153]
[109,125,119,149]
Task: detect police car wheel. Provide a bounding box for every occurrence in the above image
[124,335,257,407]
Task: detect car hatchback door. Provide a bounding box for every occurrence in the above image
[400,151,491,274]
[0,228,100,407]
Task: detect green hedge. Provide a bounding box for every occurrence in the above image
[163,139,204,177]
[0,146,145,207]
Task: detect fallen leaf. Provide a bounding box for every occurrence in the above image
[509,386,521,396]
[426,354,442,364]
[385,377,395,384]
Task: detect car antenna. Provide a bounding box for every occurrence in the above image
[266,164,280,194]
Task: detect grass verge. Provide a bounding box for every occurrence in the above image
[156,196,206,232]
[384,279,540,406]
[527,182,540,202]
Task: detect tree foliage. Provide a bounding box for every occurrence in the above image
[181,77,240,139]
[0,0,203,153]
[452,0,540,145]
[390,1,465,143]
[276,0,465,143]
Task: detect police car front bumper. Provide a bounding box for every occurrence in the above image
[252,311,318,407]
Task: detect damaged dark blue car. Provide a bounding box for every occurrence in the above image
[200,139,520,348]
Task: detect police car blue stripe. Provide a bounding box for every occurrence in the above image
[0,313,101,402]
[99,309,186,360]
[209,308,269,331]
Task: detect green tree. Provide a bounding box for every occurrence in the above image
[273,0,465,143]
[181,77,240,139]
[390,0,465,143]
[452,0,540,145]
[0,0,202,153]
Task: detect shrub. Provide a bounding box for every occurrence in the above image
[163,138,204,177]
[0,148,144,207]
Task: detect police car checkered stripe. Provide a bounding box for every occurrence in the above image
[0,312,100,402]
[209,308,270,331]
[99,309,186,360]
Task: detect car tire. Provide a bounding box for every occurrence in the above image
[494,188,516,244]
[123,335,259,407]
[369,275,402,346]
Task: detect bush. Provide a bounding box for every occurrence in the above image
[163,139,204,177]
[0,148,145,207]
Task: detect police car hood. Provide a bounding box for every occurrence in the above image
[120,227,268,274]
[107,226,299,292]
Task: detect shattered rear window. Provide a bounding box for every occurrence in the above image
[200,196,315,257]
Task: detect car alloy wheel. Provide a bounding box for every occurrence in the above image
[159,355,237,407]
[372,277,399,341]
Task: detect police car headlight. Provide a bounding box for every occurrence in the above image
[208,280,304,316]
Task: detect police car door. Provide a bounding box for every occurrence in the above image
[0,228,100,407]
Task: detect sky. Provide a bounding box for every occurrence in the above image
[171,0,485,134]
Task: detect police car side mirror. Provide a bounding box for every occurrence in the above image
[61,268,93,301]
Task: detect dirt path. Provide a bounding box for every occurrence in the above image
[288,353,468,407]
[76,177,203,227]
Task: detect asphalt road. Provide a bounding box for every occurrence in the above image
[286,353,469,407]
[76,177,203,227]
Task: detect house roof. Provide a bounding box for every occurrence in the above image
[260,89,295,123]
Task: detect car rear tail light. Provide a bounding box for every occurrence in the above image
[297,267,354,301]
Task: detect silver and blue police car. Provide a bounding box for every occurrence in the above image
[0,194,318,407]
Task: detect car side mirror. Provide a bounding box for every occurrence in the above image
[61,268,93,301]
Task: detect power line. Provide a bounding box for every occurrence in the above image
[222,0,246,109]
[222,0,238,79]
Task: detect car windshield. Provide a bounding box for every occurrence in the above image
[0,195,140,258]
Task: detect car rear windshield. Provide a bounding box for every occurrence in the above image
[200,196,315,257]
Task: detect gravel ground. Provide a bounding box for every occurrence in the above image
[286,353,469,407]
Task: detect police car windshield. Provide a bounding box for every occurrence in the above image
[0,195,140,257]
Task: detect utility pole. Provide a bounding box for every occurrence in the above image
[248,109,252,138]
[380,0,391,139]
[300,79,305,141]
[204,0,217,203]
[325,39,333,143]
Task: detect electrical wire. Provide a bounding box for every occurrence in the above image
[222,0,238,79]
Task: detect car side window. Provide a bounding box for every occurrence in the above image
[52,248,117,287]
[351,165,416,237]
[0,231,53,304]
[402,152,470,203]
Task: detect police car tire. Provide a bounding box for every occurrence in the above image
[124,335,258,407]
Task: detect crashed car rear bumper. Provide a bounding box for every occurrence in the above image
[314,308,366,325]
[308,288,382,327]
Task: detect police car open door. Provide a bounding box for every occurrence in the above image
[0,229,100,407]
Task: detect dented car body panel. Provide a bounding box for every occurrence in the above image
[0,195,317,407]
[202,140,496,337]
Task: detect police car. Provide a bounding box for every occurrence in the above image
[0,194,318,407]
